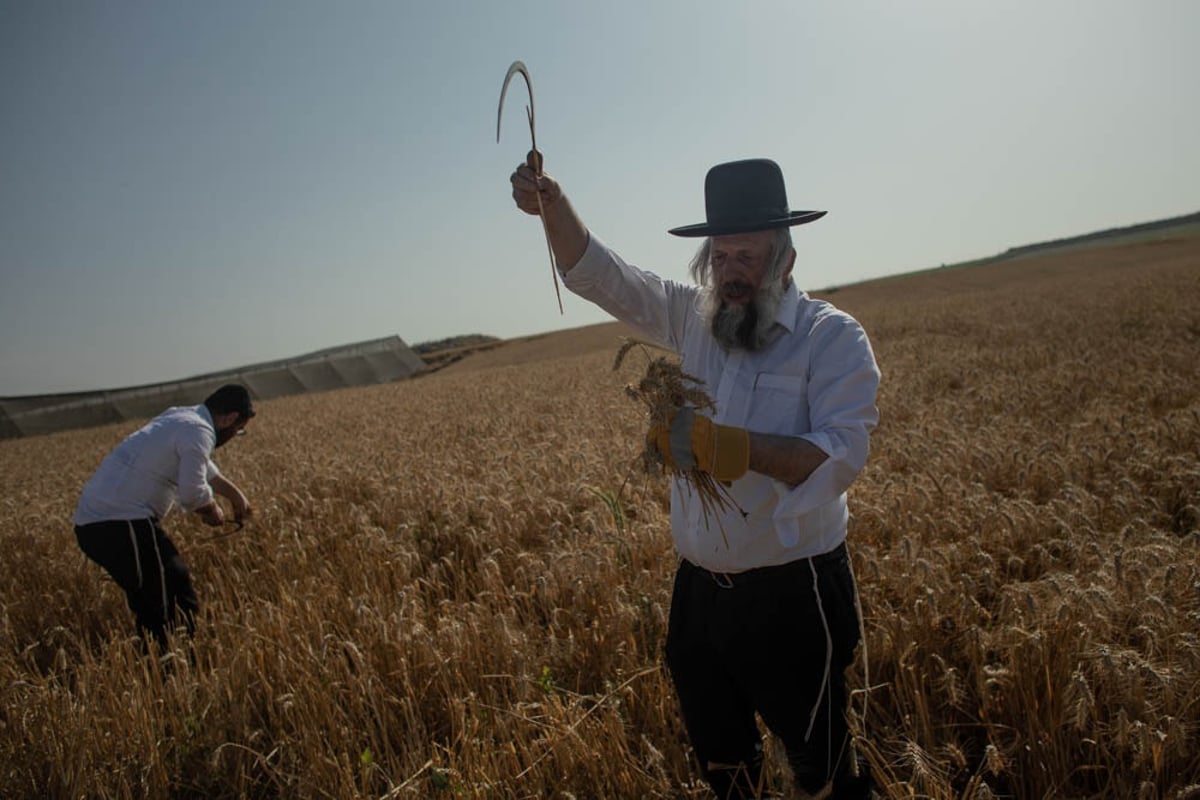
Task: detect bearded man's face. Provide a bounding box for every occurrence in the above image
[706,230,792,351]
[213,414,249,448]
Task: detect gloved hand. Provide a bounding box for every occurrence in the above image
[649,408,750,482]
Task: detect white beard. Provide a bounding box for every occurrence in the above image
[706,278,785,351]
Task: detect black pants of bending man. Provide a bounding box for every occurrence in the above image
[75,518,198,652]
[665,543,873,800]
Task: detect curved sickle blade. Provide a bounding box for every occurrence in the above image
[496,60,535,144]
[497,60,561,314]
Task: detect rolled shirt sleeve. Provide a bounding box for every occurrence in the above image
[773,312,881,531]
[176,428,217,512]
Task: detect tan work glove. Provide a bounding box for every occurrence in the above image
[649,408,750,482]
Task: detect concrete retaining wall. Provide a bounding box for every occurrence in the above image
[0,335,426,439]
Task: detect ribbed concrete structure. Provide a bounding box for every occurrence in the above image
[0,336,426,439]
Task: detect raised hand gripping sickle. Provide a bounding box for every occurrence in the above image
[497,61,563,314]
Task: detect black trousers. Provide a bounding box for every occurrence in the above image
[665,543,871,799]
[75,518,198,651]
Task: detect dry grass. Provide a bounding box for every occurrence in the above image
[1,234,1198,799]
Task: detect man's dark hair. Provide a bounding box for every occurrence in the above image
[204,384,256,420]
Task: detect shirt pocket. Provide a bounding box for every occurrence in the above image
[749,372,808,435]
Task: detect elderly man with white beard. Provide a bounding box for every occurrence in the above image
[510,157,880,800]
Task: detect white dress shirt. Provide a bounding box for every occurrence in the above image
[73,404,221,525]
[565,235,880,572]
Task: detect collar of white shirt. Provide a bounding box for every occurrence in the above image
[196,403,216,432]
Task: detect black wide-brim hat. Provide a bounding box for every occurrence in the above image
[668,158,826,237]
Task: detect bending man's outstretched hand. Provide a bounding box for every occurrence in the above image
[650,408,751,483]
[196,501,226,527]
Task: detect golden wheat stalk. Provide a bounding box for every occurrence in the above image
[614,338,743,542]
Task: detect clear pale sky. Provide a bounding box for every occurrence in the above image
[2,1,1197,396]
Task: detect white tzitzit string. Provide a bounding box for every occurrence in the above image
[126,521,143,588]
[804,558,833,745]
[847,550,870,731]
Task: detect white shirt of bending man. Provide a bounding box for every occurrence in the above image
[74,404,223,525]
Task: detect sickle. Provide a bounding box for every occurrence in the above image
[496,60,561,313]
[496,61,540,172]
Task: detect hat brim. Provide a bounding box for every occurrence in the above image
[667,210,827,238]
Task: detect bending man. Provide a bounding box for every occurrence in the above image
[73,384,256,652]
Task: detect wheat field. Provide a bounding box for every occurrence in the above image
[1,234,1198,799]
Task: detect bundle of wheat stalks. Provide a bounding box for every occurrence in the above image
[613,338,741,538]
